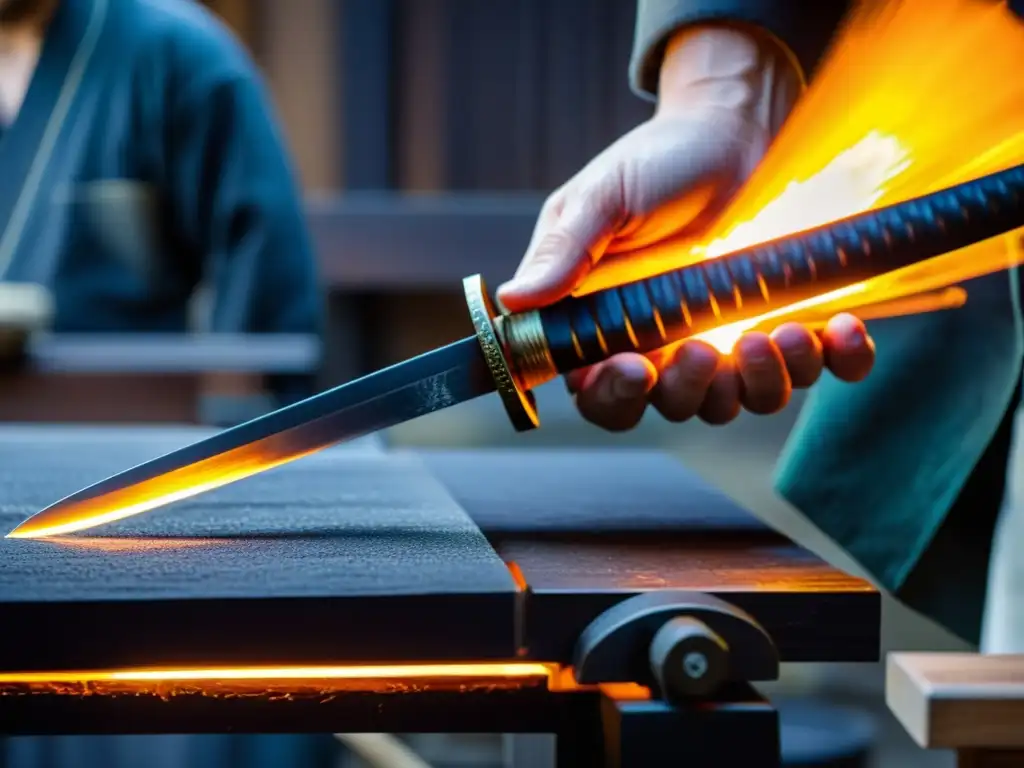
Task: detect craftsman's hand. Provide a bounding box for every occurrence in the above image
[497,25,875,431]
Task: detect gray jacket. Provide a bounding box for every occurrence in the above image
[628,0,1024,646]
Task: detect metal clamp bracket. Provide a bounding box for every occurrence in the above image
[571,592,779,703]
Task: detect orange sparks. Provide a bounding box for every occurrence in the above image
[579,0,1024,352]
[0,663,556,697]
[0,663,554,685]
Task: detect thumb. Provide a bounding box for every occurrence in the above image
[497,186,618,313]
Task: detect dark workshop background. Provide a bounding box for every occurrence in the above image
[217,1,969,765]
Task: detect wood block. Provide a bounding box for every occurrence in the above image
[0,373,202,423]
[23,333,320,374]
[0,334,322,423]
[0,283,53,331]
[887,653,1024,749]
[0,282,53,365]
[416,448,880,664]
[0,428,517,671]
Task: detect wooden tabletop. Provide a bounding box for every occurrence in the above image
[887,653,1024,750]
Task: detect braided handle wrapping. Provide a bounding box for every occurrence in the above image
[534,163,1024,373]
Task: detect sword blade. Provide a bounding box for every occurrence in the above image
[6,336,495,539]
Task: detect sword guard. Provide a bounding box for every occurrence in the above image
[463,274,540,432]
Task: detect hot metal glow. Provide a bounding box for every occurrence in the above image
[4,437,323,539]
[8,1,1023,541]
[0,663,556,698]
[579,0,1024,352]
[0,663,554,685]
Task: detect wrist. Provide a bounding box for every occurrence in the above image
[656,24,802,132]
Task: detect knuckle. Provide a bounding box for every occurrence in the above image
[698,390,740,425]
[652,395,700,424]
[700,404,739,426]
[531,230,577,265]
[787,358,823,388]
[743,388,789,415]
[674,354,720,386]
[541,188,566,217]
[578,400,645,432]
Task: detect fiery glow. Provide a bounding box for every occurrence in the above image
[0,663,669,704]
[0,663,553,685]
[0,664,659,700]
[8,0,1024,541]
[0,663,556,698]
[580,0,1024,352]
[5,434,324,539]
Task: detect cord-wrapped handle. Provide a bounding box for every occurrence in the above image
[515,162,1024,375]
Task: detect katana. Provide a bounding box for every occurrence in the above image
[8,162,1024,539]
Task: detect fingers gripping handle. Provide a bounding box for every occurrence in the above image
[468,162,1024,431]
[498,162,1024,382]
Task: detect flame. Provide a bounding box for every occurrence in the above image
[8,0,1024,541]
[579,0,1024,352]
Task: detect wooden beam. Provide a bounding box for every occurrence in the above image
[0,334,321,424]
[335,0,396,190]
[887,653,1024,766]
[307,193,543,289]
[200,0,256,49]
[23,333,320,374]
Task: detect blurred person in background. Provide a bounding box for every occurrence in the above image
[501,0,1024,656]
[0,0,329,766]
[0,0,322,406]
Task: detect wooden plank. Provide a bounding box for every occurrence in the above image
[496,536,878,663]
[307,194,543,289]
[0,372,202,423]
[887,653,1024,750]
[23,333,321,374]
[335,0,395,190]
[957,750,1024,768]
[0,429,517,671]
[0,334,321,423]
[394,0,448,191]
[200,0,256,50]
[415,448,880,664]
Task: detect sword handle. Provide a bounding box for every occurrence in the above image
[466,161,1024,431]
[498,161,1024,390]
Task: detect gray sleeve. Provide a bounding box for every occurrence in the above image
[630,0,851,100]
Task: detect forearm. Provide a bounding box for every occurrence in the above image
[655,24,801,138]
[631,0,851,101]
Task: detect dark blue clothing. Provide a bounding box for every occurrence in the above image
[0,0,323,402]
[1,0,331,765]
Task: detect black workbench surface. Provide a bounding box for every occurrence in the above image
[0,426,878,734]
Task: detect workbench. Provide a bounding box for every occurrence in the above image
[0,334,321,424]
[0,426,880,767]
[888,653,1024,767]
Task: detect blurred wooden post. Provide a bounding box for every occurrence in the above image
[199,0,255,47]
[887,653,1024,767]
